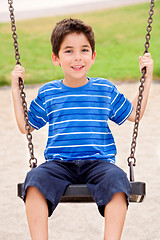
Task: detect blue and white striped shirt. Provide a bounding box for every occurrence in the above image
[28,77,133,164]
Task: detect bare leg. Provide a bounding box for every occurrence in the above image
[104,192,127,240]
[25,186,49,240]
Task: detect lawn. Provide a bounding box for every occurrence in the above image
[0,1,160,86]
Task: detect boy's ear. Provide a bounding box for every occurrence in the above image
[91,51,96,64]
[52,52,60,66]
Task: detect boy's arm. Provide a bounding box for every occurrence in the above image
[127,53,153,122]
[11,65,34,134]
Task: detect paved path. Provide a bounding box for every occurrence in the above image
[1,0,149,22]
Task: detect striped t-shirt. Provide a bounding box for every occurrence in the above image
[28,77,133,164]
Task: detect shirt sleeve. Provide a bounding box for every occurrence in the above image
[28,90,48,130]
[109,86,133,125]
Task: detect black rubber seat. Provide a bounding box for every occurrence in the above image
[17,181,146,203]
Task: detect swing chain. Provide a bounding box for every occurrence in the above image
[8,0,21,65]
[8,0,37,169]
[127,0,155,179]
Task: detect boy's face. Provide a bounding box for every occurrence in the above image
[52,33,96,84]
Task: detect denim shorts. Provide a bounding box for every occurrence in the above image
[23,159,131,217]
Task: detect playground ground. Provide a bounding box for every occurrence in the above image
[0,81,160,240]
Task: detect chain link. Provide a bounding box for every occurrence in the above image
[8,0,37,168]
[127,0,155,178]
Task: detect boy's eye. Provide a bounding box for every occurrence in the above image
[65,50,72,53]
[82,49,89,52]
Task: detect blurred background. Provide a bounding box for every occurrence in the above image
[0,0,159,86]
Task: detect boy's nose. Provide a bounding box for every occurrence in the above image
[74,52,82,61]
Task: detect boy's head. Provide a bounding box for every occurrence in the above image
[51,18,95,57]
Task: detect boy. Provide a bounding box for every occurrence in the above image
[11,18,153,240]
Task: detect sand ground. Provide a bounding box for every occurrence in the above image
[0,81,160,240]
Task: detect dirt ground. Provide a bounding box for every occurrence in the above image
[0,81,160,240]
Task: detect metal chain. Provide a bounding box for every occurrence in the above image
[8,0,37,168]
[127,0,155,181]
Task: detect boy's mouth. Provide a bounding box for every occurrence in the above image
[71,65,84,70]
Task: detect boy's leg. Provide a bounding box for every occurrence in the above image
[25,186,48,240]
[104,192,127,240]
[23,160,78,239]
[84,160,130,240]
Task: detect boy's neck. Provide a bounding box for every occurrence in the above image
[62,77,89,88]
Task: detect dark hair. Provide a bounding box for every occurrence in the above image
[51,18,95,56]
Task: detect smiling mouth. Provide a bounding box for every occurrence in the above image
[71,65,84,70]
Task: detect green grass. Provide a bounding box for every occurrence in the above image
[0,1,160,86]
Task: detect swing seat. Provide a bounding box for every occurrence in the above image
[17,181,146,203]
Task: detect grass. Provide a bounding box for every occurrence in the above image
[0,1,160,86]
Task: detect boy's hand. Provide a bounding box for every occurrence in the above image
[139,53,153,80]
[128,53,153,122]
[11,65,34,133]
[11,65,25,89]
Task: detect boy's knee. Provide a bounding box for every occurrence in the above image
[26,186,47,204]
[26,186,39,198]
[111,192,127,203]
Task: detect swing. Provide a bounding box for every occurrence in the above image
[8,0,155,204]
